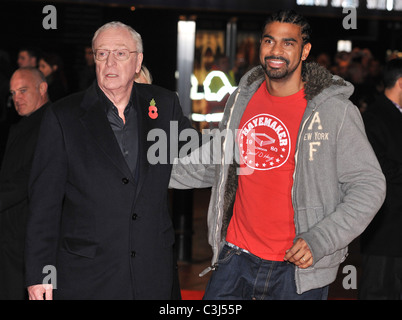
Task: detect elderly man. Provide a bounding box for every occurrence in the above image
[0,67,49,299]
[25,21,193,300]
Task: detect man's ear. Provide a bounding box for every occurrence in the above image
[302,43,312,61]
[136,53,144,74]
[398,77,402,90]
[39,81,48,96]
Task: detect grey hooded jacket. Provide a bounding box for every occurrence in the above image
[170,62,386,294]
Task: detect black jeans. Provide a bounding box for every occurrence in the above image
[358,254,402,300]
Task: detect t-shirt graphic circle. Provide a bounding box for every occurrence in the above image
[239,113,290,170]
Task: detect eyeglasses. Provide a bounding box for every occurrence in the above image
[94,49,138,61]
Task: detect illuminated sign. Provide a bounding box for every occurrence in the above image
[190,71,237,101]
[190,71,237,123]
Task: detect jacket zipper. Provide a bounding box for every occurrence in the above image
[292,105,317,289]
[200,88,241,277]
[292,105,317,230]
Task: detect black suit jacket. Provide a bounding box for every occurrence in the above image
[361,94,402,256]
[25,82,193,299]
[0,103,49,299]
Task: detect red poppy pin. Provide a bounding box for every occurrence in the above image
[148,98,158,119]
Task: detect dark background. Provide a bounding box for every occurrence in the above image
[1,0,401,91]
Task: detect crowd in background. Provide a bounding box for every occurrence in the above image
[0,44,399,165]
[315,47,391,114]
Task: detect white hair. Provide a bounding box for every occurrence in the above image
[92,21,143,53]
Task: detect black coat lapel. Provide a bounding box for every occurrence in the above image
[132,84,151,201]
[79,83,134,181]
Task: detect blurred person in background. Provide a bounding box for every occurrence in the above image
[17,47,41,68]
[359,58,402,300]
[135,65,152,84]
[0,49,14,165]
[78,45,96,91]
[39,52,69,102]
[0,67,49,300]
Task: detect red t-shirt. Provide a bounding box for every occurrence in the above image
[226,81,307,261]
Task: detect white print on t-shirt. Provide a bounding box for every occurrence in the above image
[239,113,290,170]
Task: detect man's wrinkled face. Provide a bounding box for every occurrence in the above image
[260,22,311,81]
[93,27,143,96]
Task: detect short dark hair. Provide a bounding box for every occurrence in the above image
[383,58,402,89]
[19,46,42,60]
[263,10,312,45]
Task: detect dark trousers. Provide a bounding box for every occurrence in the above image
[358,254,402,300]
[0,243,28,300]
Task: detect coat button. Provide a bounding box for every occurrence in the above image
[132,213,138,220]
[131,251,136,257]
[122,178,129,184]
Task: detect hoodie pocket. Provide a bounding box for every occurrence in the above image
[295,207,324,234]
[314,247,349,269]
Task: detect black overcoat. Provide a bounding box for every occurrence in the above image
[25,82,193,299]
[361,94,402,256]
[0,103,48,299]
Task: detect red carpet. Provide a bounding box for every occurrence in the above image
[181,290,204,300]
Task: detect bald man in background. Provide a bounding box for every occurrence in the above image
[0,67,50,299]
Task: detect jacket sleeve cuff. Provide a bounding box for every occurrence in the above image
[295,232,327,267]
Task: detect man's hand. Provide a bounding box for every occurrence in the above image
[28,284,53,300]
[284,238,313,269]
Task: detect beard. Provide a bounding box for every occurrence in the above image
[262,55,301,80]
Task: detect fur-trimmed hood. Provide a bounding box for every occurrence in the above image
[243,62,352,103]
